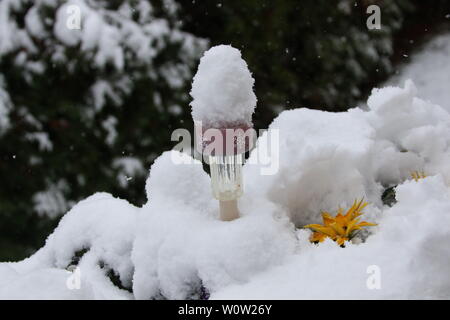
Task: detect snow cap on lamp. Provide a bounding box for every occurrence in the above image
[190,45,257,156]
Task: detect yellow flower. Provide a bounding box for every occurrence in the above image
[411,171,427,182]
[304,199,377,246]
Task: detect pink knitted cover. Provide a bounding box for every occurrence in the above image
[194,122,256,156]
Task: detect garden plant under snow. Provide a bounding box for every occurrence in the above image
[1,44,450,299]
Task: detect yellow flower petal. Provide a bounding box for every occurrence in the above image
[330,222,346,235]
[310,232,327,243]
[304,224,336,237]
[303,198,375,247]
[356,221,377,227]
[321,212,335,226]
[345,218,360,236]
[335,213,346,226]
[336,236,349,246]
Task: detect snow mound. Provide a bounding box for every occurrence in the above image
[133,151,296,299]
[243,107,380,227]
[213,175,450,299]
[0,193,137,299]
[190,45,257,128]
[2,80,450,299]
[367,80,450,186]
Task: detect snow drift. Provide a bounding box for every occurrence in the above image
[388,33,450,113]
[2,80,450,299]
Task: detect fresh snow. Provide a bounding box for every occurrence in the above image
[190,45,257,128]
[388,32,450,112]
[213,176,450,299]
[0,75,11,133]
[2,78,450,299]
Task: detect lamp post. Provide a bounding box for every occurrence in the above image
[196,125,254,221]
[210,153,243,221]
[190,45,257,221]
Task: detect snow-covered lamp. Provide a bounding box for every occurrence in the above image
[190,45,257,221]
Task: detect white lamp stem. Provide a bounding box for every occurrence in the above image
[219,199,239,221]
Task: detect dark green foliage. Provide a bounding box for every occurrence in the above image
[381,186,397,207]
[179,0,449,127]
[67,248,89,268]
[105,266,133,293]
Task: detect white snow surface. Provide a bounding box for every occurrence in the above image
[2,81,450,299]
[213,176,450,299]
[388,32,450,112]
[190,45,257,128]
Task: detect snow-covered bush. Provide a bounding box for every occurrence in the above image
[0,0,206,259]
[2,80,450,299]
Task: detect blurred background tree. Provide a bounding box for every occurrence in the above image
[179,0,449,124]
[0,0,206,260]
[0,0,449,261]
